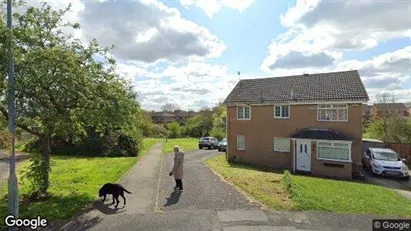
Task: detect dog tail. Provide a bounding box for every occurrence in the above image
[122,187,132,194]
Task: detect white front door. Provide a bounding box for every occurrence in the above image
[296,139,311,172]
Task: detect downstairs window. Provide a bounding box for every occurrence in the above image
[317,141,351,162]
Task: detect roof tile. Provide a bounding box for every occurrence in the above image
[224,70,369,104]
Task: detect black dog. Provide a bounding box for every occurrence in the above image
[98,183,132,208]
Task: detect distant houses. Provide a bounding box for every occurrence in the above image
[150,110,197,124]
[362,103,410,121]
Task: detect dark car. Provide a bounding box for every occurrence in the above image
[218,138,227,152]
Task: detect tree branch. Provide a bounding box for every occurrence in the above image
[0,106,43,137]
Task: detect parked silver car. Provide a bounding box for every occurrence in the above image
[218,138,227,152]
[198,137,219,150]
[362,147,409,181]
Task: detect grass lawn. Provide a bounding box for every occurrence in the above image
[162,138,199,154]
[0,138,160,228]
[206,154,411,218]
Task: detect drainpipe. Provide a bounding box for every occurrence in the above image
[225,105,229,162]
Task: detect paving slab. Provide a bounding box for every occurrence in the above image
[218,209,269,223]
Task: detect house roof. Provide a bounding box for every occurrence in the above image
[372,103,407,110]
[223,70,369,105]
[151,112,175,117]
[290,128,354,141]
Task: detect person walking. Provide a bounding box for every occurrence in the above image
[169,145,184,191]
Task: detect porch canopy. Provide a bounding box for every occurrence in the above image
[290,128,354,141]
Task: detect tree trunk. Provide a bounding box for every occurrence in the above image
[39,134,50,194]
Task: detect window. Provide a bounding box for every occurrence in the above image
[274,137,290,152]
[237,106,251,120]
[237,135,245,150]
[317,104,348,121]
[317,141,351,162]
[274,105,290,118]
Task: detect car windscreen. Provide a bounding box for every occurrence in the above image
[221,138,227,142]
[201,137,209,140]
[372,151,400,161]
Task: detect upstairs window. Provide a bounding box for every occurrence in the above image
[274,105,290,118]
[237,106,251,120]
[317,104,348,121]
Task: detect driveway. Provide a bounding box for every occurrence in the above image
[361,168,411,200]
[38,145,406,231]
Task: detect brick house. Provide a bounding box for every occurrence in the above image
[223,70,369,180]
[150,110,197,124]
[371,103,409,119]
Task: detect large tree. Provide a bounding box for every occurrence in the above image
[0,2,144,195]
[210,103,226,140]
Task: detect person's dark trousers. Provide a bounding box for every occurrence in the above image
[174,179,183,190]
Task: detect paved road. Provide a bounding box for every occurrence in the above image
[39,144,405,231]
[0,154,29,187]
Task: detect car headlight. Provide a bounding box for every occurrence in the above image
[402,164,409,171]
[372,162,382,169]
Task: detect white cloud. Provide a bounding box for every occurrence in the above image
[180,0,253,18]
[262,0,411,72]
[21,0,226,64]
[121,62,259,111]
[77,0,226,63]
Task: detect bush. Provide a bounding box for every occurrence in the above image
[23,128,143,157]
[152,124,169,138]
[282,170,292,192]
[0,131,11,149]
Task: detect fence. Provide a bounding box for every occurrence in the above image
[385,142,411,166]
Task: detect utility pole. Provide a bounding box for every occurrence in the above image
[7,0,19,229]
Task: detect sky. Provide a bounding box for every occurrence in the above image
[19,0,411,111]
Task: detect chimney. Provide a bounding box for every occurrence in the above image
[303,73,309,76]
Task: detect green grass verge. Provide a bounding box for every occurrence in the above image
[206,154,411,217]
[162,138,199,154]
[0,138,161,228]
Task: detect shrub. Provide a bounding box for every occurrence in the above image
[0,131,11,149]
[23,128,143,157]
[282,170,292,193]
[152,124,169,138]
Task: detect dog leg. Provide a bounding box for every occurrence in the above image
[102,194,106,202]
[114,195,120,208]
[120,191,126,206]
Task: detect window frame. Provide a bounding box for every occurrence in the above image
[317,104,348,122]
[274,105,290,119]
[273,137,291,152]
[237,135,245,151]
[316,140,352,162]
[237,106,251,120]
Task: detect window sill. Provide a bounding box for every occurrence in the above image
[317,158,352,163]
[237,118,251,120]
[274,150,290,153]
[274,117,290,119]
[317,120,348,122]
